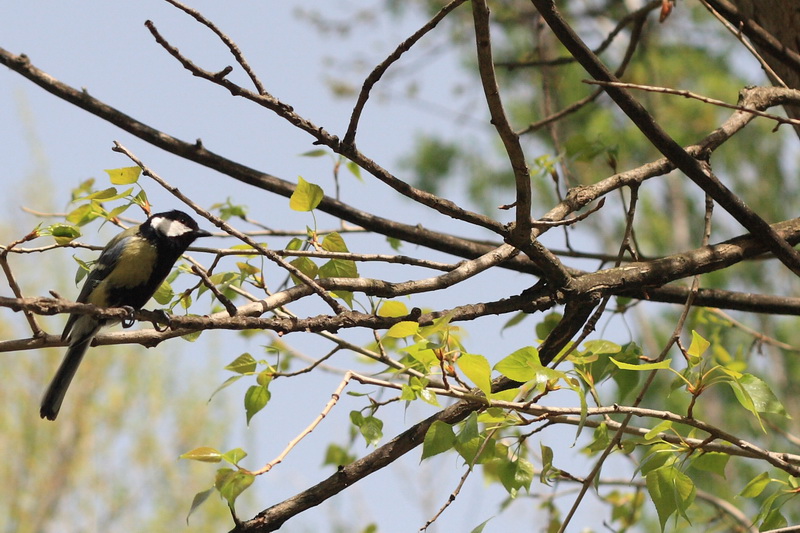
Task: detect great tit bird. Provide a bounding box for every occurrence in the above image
[40,209,211,421]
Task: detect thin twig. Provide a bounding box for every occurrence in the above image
[244,371,356,476]
[162,0,268,95]
[585,79,800,128]
[343,0,467,146]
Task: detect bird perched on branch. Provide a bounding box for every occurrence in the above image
[40,209,211,421]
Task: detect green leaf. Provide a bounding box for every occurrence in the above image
[736,373,787,416]
[185,487,214,524]
[285,237,304,251]
[644,420,672,441]
[539,443,555,485]
[319,258,358,278]
[583,339,622,355]
[386,321,419,338]
[215,468,255,509]
[222,448,248,466]
[494,346,541,382]
[646,465,696,531]
[81,186,130,201]
[497,456,535,495]
[583,422,610,455]
[181,330,203,342]
[321,232,349,252]
[66,203,99,226]
[104,166,141,184]
[687,330,710,358]
[299,148,329,157]
[225,353,257,374]
[457,353,492,397]
[207,375,243,402]
[469,517,493,533]
[289,176,324,211]
[378,300,408,317]
[535,312,562,339]
[501,311,528,331]
[422,420,456,460]
[350,411,383,446]
[153,280,174,305]
[740,471,772,498]
[690,452,729,477]
[180,446,222,463]
[323,443,356,467]
[456,436,496,465]
[44,223,81,245]
[609,357,672,371]
[345,160,363,181]
[244,385,270,425]
[289,256,318,283]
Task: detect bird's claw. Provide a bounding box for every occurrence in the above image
[152,309,172,332]
[120,306,137,328]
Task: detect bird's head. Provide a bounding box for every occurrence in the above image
[144,210,212,248]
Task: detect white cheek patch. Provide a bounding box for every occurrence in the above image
[151,216,192,238]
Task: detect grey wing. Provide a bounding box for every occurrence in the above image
[61,232,133,341]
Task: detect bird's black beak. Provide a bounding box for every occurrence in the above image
[195,229,213,238]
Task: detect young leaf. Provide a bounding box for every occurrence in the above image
[690,452,729,477]
[104,166,141,184]
[180,447,222,463]
[45,223,80,245]
[323,443,356,467]
[299,148,329,157]
[319,258,358,278]
[739,471,772,498]
[469,518,493,533]
[386,321,419,338]
[422,420,456,460]
[457,353,492,397]
[582,339,622,355]
[378,300,409,317]
[494,347,541,382]
[185,487,214,524]
[244,385,270,424]
[497,456,535,495]
[289,176,324,211]
[222,448,248,466]
[351,413,383,446]
[609,357,672,371]
[646,465,696,531]
[225,353,257,374]
[644,420,672,441]
[153,280,174,305]
[736,373,787,416]
[215,468,255,509]
[321,232,349,252]
[289,256,318,284]
[687,330,710,358]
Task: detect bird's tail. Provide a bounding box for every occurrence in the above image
[40,337,93,421]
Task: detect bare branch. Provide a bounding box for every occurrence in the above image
[530,0,800,278]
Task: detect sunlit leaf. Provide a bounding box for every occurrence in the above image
[386,321,419,338]
[289,176,324,211]
[457,353,492,397]
[609,357,671,371]
[378,300,408,317]
[244,385,270,425]
[225,353,257,374]
[180,446,222,463]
